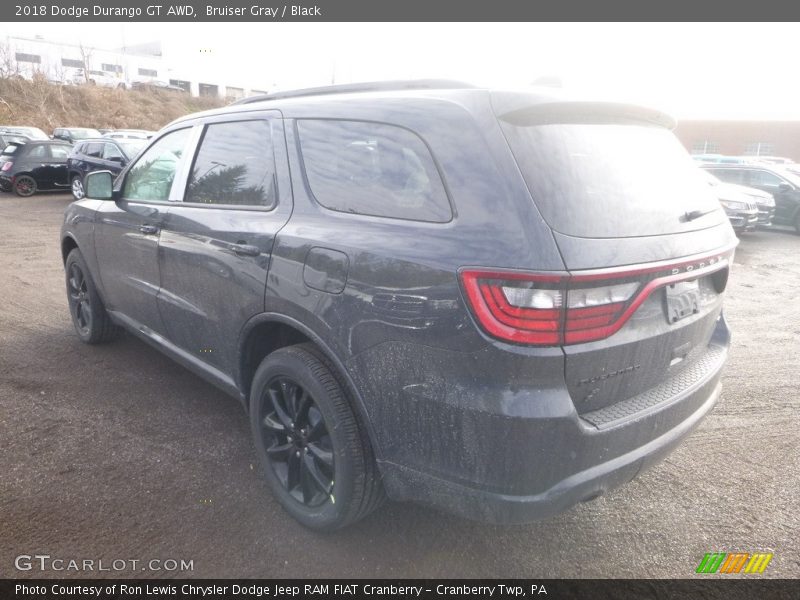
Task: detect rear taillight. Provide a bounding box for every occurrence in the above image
[460,247,734,346]
[1,161,13,171]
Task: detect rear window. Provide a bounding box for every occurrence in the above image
[297,119,451,223]
[499,121,725,238]
[3,144,19,155]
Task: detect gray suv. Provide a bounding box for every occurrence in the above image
[61,81,736,530]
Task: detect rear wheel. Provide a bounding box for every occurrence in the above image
[13,175,36,197]
[65,249,120,344]
[71,175,85,200]
[250,344,384,530]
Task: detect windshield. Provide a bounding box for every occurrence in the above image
[499,121,726,238]
[118,139,147,158]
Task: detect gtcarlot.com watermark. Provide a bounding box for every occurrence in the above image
[14,554,194,573]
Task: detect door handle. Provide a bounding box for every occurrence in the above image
[139,224,159,235]
[232,243,260,257]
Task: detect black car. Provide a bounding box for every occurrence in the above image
[0,140,72,196]
[52,127,103,144]
[704,164,800,233]
[61,81,735,530]
[67,138,147,200]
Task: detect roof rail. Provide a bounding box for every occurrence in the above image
[231,79,476,106]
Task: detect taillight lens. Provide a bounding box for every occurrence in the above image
[460,248,733,346]
[1,161,13,171]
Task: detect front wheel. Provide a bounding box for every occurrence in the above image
[250,344,384,530]
[71,175,85,200]
[13,175,37,197]
[65,249,120,344]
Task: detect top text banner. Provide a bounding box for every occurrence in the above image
[3,0,800,22]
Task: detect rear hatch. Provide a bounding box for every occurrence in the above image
[0,143,22,172]
[488,93,737,417]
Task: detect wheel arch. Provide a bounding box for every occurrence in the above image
[238,312,383,461]
[61,234,80,264]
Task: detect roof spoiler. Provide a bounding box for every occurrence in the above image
[497,101,676,130]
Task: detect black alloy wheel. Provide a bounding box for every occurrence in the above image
[259,377,335,507]
[67,261,92,336]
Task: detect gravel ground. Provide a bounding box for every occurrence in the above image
[1,192,798,579]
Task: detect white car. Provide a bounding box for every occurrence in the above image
[85,70,128,89]
[102,129,154,140]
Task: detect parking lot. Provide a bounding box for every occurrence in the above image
[1,192,798,578]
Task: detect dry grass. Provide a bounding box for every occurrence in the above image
[0,75,226,132]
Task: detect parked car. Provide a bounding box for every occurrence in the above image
[691,153,750,164]
[0,126,49,141]
[62,81,736,530]
[132,80,185,93]
[0,140,72,196]
[700,167,775,227]
[86,70,127,89]
[703,164,800,232]
[102,129,155,140]
[699,170,759,232]
[52,128,104,144]
[67,138,147,199]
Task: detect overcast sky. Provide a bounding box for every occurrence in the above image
[4,22,799,119]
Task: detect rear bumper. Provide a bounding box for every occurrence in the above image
[0,175,13,191]
[380,378,721,523]
[353,316,729,523]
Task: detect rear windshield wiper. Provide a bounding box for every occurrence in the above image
[683,208,718,222]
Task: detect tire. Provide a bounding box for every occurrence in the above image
[250,343,384,531]
[71,174,85,200]
[13,175,36,197]
[65,248,121,344]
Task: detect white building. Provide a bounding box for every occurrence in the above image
[1,35,268,99]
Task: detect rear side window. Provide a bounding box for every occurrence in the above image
[26,145,47,158]
[50,145,70,159]
[297,119,451,222]
[184,120,276,208]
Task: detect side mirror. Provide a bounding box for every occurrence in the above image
[108,155,124,164]
[778,183,794,193]
[84,170,114,200]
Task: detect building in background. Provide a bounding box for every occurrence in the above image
[674,120,800,162]
[1,35,266,100]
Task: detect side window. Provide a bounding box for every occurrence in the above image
[27,145,47,159]
[84,143,104,158]
[748,170,784,188]
[50,145,70,159]
[708,168,743,185]
[103,143,124,161]
[184,120,276,207]
[297,119,451,222]
[123,128,191,202]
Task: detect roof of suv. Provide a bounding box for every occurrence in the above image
[166,79,675,130]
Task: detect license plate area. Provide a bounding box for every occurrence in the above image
[664,279,700,324]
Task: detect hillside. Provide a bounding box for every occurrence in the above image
[0,76,226,132]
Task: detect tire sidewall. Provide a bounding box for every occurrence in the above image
[249,347,359,530]
[65,249,102,343]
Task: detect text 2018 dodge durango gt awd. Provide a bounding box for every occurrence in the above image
[61,81,736,530]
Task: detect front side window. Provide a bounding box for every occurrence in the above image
[84,143,104,158]
[123,128,191,202]
[184,120,276,208]
[748,170,784,188]
[103,143,124,161]
[297,119,451,222]
[706,168,745,185]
